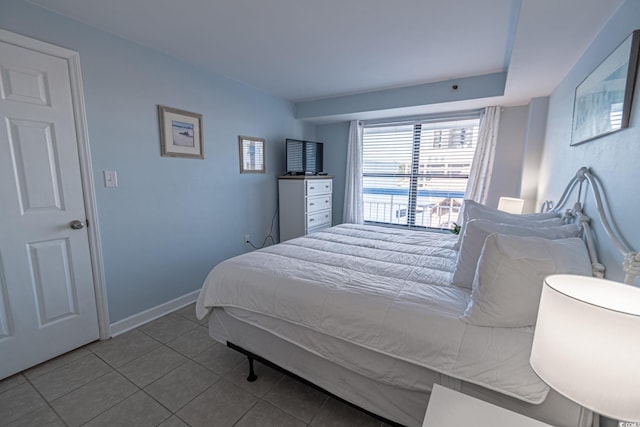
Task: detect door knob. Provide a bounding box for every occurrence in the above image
[69,220,85,230]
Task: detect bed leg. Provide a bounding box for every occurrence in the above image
[247,356,258,382]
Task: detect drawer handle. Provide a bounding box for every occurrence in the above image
[310,202,314,206]
[309,186,315,190]
[309,218,314,222]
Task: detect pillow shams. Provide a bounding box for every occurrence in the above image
[519,211,560,220]
[454,200,563,249]
[451,219,581,288]
[462,199,562,225]
[461,233,592,327]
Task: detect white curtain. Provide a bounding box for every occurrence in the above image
[343,120,364,224]
[464,106,501,204]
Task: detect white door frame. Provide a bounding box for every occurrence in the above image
[0,28,110,340]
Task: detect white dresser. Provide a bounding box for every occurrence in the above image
[278,176,333,241]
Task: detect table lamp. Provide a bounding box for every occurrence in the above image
[497,197,525,214]
[530,274,640,423]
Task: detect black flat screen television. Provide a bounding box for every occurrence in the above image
[286,139,324,175]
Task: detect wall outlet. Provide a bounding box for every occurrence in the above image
[244,234,251,245]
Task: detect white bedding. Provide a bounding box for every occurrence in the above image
[195,223,550,404]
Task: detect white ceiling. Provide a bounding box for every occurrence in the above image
[27,0,623,112]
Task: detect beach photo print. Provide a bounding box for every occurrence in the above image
[158,105,204,159]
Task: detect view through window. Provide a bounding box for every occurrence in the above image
[362,116,480,229]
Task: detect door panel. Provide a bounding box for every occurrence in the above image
[27,239,78,326]
[0,257,11,341]
[0,63,51,106]
[8,118,64,212]
[0,38,99,379]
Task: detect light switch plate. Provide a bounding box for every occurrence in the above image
[104,170,118,187]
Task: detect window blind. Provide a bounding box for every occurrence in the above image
[362,116,480,229]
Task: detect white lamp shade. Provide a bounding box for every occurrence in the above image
[530,274,640,422]
[497,197,525,214]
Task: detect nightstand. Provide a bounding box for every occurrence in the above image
[422,384,553,427]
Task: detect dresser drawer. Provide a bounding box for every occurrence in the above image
[307,210,331,231]
[307,195,331,213]
[306,179,332,196]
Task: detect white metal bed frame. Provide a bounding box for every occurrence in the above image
[542,166,639,284]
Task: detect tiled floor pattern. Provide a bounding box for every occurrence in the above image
[0,304,390,427]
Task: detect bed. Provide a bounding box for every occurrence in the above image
[195,167,638,427]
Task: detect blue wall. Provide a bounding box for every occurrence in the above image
[539,0,640,286]
[0,0,313,322]
[316,122,350,223]
[485,106,528,209]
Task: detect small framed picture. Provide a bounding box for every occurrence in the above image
[238,135,266,173]
[158,105,204,159]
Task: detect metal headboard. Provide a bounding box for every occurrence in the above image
[541,167,639,284]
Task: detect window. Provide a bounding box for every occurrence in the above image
[362,115,480,229]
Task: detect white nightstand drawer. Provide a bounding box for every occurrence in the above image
[307,210,331,230]
[306,179,332,196]
[307,195,331,213]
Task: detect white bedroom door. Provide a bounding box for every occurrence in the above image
[0,36,99,379]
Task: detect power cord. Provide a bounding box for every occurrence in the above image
[246,206,279,250]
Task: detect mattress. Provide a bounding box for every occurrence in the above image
[207,307,591,427]
[196,224,550,404]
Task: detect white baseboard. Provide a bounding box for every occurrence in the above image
[109,290,200,337]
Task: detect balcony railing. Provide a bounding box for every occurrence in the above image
[363,187,463,229]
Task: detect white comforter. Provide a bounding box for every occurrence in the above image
[195,224,549,404]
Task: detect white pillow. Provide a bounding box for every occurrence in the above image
[462,199,562,226]
[519,211,561,220]
[461,233,592,327]
[454,200,563,249]
[451,219,581,288]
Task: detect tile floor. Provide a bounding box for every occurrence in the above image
[0,304,391,427]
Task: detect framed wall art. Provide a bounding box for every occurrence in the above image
[238,135,266,173]
[158,105,204,159]
[571,30,640,146]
